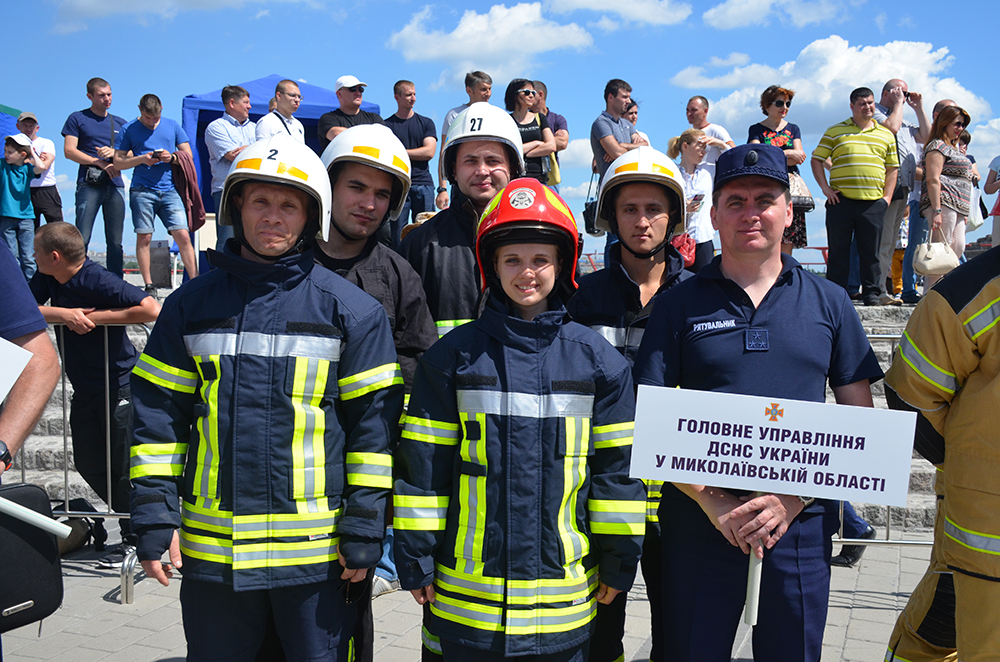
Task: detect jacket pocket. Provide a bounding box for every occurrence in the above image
[453,412,488,563]
[285,356,339,503]
[557,411,594,566]
[187,358,222,500]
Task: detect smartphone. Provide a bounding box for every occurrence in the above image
[152,149,164,158]
[691,194,705,204]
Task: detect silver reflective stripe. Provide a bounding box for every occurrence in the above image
[589,509,645,525]
[431,598,503,628]
[340,365,400,397]
[459,417,485,563]
[299,359,323,514]
[394,504,448,522]
[899,332,959,394]
[507,576,592,600]
[182,508,233,532]
[422,626,442,654]
[507,605,592,628]
[184,333,341,360]
[234,541,337,563]
[404,420,460,442]
[180,533,232,560]
[232,514,338,538]
[590,325,644,350]
[347,459,392,481]
[197,364,217,499]
[562,416,587,563]
[457,390,594,418]
[437,570,502,599]
[136,358,198,391]
[964,298,1000,340]
[133,452,185,467]
[593,427,632,445]
[944,517,1000,554]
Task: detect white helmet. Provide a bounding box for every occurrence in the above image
[442,102,525,182]
[219,134,331,234]
[596,147,686,234]
[320,124,412,240]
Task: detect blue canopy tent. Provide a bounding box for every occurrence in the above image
[0,103,22,139]
[180,74,381,213]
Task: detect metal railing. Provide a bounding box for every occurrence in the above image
[14,322,151,603]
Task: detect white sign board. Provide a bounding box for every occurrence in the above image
[631,386,916,507]
[0,336,32,404]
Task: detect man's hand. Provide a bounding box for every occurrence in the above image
[141,530,182,587]
[102,162,119,179]
[410,584,436,604]
[906,91,923,109]
[65,308,97,334]
[435,189,449,210]
[157,150,173,164]
[820,184,840,205]
[696,488,759,554]
[337,545,370,583]
[729,493,805,557]
[887,86,906,109]
[96,146,115,160]
[224,145,248,162]
[595,582,621,605]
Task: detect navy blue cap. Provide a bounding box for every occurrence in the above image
[714,143,789,190]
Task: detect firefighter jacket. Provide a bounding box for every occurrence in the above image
[885,246,1000,579]
[129,246,404,591]
[567,241,691,537]
[393,294,646,656]
[316,238,437,400]
[398,190,482,338]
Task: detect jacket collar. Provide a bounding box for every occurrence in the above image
[607,241,688,307]
[479,292,567,352]
[209,240,315,289]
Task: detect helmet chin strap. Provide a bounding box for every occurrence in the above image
[613,220,671,260]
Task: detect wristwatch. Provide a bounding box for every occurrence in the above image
[797,495,815,508]
[932,208,943,215]
[0,440,12,472]
[436,186,448,194]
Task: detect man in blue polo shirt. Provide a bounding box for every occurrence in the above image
[30,222,160,568]
[634,144,883,662]
[115,94,198,296]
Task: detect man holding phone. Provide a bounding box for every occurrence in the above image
[115,94,198,295]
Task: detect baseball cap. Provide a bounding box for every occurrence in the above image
[335,75,367,92]
[16,112,38,123]
[5,133,32,149]
[714,144,789,191]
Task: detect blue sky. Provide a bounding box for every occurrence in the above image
[9,0,999,260]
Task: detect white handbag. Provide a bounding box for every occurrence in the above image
[912,227,960,276]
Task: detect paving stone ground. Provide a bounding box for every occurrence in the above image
[2,528,932,661]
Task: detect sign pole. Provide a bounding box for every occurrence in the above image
[745,551,763,625]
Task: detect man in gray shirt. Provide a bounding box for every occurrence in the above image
[591,79,647,182]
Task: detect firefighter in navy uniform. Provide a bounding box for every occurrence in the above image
[567,147,690,662]
[399,102,525,339]
[394,178,646,661]
[883,245,1000,662]
[129,135,404,662]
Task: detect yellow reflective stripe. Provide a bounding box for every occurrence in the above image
[505,599,596,635]
[192,356,221,500]
[435,319,474,337]
[180,529,233,564]
[898,331,959,394]
[944,517,1000,555]
[232,537,340,569]
[130,443,187,478]
[593,421,634,449]
[455,412,487,567]
[394,494,449,531]
[645,480,663,523]
[291,357,330,513]
[964,295,1000,340]
[558,417,589,566]
[430,593,503,631]
[339,363,403,400]
[182,500,233,536]
[402,416,461,446]
[133,354,198,393]
[588,499,646,535]
[421,626,442,654]
[435,563,504,601]
[232,509,341,539]
[346,452,392,489]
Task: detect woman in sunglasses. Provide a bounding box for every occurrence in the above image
[919,105,974,288]
[748,85,809,255]
[504,79,556,185]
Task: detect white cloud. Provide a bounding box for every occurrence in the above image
[703,0,842,29]
[254,9,269,18]
[875,12,887,33]
[51,0,314,32]
[707,53,750,68]
[388,4,593,85]
[560,139,594,168]
[548,0,691,25]
[558,182,596,200]
[589,16,620,32]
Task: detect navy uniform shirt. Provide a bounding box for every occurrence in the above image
[634,254,883,508]
[29,259,148,393]
[0,248,47,341]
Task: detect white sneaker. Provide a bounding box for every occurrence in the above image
[878,293,902,306]
[371,574,400,599]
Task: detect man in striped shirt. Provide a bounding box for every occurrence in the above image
[812,87,899,306]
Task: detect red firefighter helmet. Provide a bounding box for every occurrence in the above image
[476,178,580,297]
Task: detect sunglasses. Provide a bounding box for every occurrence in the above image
[519,89,537,97]
[772,100,791,109]
[344,86,364,94]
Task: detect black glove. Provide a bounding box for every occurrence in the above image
[339,535,382,569]
[135,525,176,562]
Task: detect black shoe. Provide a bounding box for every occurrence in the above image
[862,294,880,306]
[97,543,136,569]
[901,292,921,304]
[144,283,159,302]
[831,525,877,567]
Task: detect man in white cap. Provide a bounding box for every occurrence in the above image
[15,112,62,227]
[318,75,384,152]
